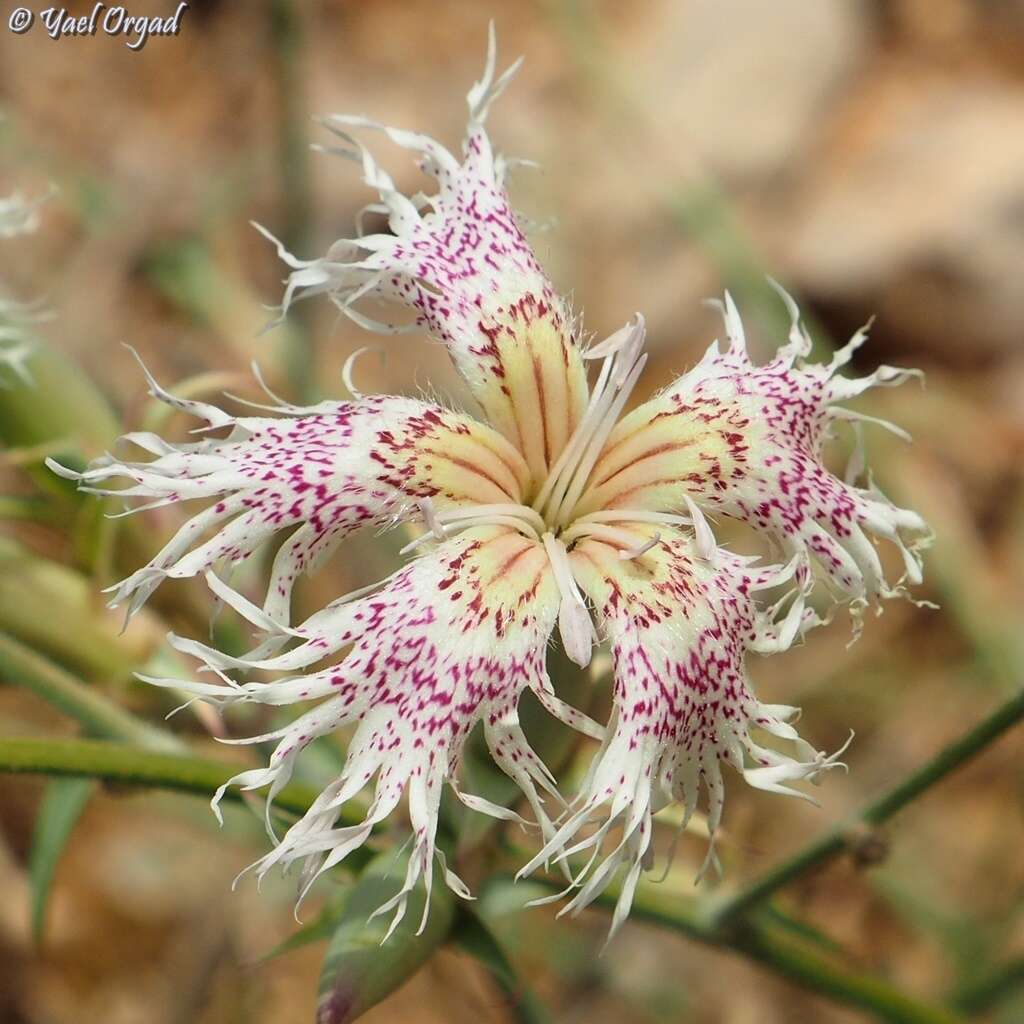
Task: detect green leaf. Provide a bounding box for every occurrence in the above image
[453,911,551,1024]
[315,849,457,1023]
[0,545,151,685]
[28,776,93,943]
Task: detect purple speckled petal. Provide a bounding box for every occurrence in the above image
[149,526,598,930]
[49,367,530,624]
[574,289,929,604]
[516,525,844,934]
[262,28,589,483]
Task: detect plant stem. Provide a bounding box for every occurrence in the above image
[950,956,1024,1015]
[519,872,964,1024]
[0,736,319,819]
[714,687,1024,926]
[0,632,180,751]
[731,919,965,1024]
[267,0,314,402]
[3,729,978,1024]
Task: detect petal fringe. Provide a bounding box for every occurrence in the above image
[518,525,842,934]
[574,286,930,609]
[48,363,530,623]
[150,526,598,928]
[260,25,589,482]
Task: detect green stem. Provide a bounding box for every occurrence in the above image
[715,687,1024,926]
[950,956,1024,1015]
[0,736,318,819]
[267,0,314,401]
[3,730,973,1023]
[520,873,963,1024]
[731,920,964,1024]
[0,632,180,751]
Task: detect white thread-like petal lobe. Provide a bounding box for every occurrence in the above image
[574,289,929,605]
[263,34,589,481]
[48,367,530,624]
[156,526,599,931]
[517,525,842,933]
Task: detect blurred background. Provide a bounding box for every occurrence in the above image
[1,1,1023,1021]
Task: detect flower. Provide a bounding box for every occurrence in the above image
[0,187,52,386]
[49,27,929,937]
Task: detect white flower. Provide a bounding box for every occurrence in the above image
[51,27,929,938]
[0,188,52,386]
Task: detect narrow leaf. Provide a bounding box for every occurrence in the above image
[28,776,93,942]
[0,632,179,750]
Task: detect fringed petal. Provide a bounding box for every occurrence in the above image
[48,361,530,623]
[262,25,589,482]
[148,526,597,934]
[517,524,844,935]
[573,287,930,605]
[0,187,53,386]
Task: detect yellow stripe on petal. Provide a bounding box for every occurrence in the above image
[263,41,589,491]
[468,293,589,485]
[571,290,929,605]
[408,412,532,508]
[52,364,532,624]
[572,391,746,518]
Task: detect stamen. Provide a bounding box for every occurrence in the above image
[569,509,692,529]
[582,313,646,366]
[542,532,594,668]
[683,496,717,564]
[553,350,647,527]
[418,498,449,541]
[531,348,617,515]
[437,502,547,535]
[556,520,661,562]
[620,532,660,560]
[532,314,647,528]
[399,500,545,554]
